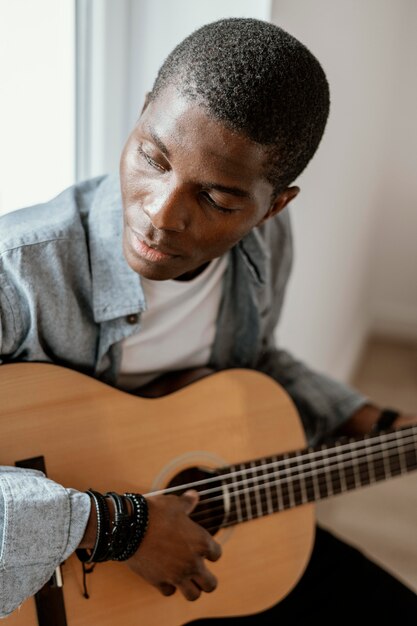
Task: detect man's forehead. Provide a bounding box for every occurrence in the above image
[138,88,269,181]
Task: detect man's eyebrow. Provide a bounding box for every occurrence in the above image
[146,126,252,200]
[148,127,170,158]
[204,183,252,200]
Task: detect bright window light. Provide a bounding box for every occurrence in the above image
[0,0,75,215]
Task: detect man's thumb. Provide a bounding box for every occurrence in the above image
[180,489,200,514]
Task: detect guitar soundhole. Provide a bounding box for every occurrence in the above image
[166,467,226,536]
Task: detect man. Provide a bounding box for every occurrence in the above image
[1,17,416,622]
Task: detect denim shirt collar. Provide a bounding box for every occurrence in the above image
[88,173,146,324]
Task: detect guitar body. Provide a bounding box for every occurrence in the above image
[0,363,314,625]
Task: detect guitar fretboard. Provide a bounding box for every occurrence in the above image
[207,425,417,530]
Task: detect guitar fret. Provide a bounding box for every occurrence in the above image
[320,444,333,497]
[250,461,264,519]
[411,429,417,471]
[297,456,308,504]
[406,448,417,473]
[262,457,274,516]
[396,430,408,475]
[325,445,341,496]
[364,437,377,484]
[310,448,323,500]
[335,442,348,492]
[302,448,319,502]
[289,453,298,508]
[380,436,392,480]
[384,435,405,478]
[241,462,254,521]
[271,455,284,511]
[356,440,371,486]
[389,451,405,478]
[289,452,306,506]
[348,441,362,489]
[228,464,243,524]
[256,458,273,517]
[281,453,293,509]
[288,453,300,507]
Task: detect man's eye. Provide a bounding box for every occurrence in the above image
[202,192,235,214]
[137,145,165,172]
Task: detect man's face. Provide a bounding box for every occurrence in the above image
[120,84,293,281]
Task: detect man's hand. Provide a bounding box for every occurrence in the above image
[338,403,417,437]
[393,413,417,429]
[126,490,222,601]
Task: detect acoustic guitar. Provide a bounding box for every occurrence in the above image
[1,363,416,625]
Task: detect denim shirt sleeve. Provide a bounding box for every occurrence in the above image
[0,467,91,617]
[255,212,368,445]
[0,276,20,364]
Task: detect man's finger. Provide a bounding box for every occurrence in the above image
[202,539,222,562]
[179,580,202,602]
[192,570,218,593]
[158,582,176,596]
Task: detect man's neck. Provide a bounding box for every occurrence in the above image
[174,261,210,282]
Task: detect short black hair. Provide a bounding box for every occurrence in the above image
[150,18,330,197]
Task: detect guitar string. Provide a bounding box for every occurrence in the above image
[142,436,415,523]
[188,446,417,521]
[191,434,416,502]
[194,452,417,533]
[143,435,417,528]
[192,452,417,530]
[203,459,417,535]
[144,426,416,497]
[143,427,417,498]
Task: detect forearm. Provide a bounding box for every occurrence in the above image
[336,402,382,436]
[337,403,413,437]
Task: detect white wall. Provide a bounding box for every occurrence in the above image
[370,1,417,340]
[79,0,272,179]
[271,0,416,382]
[125,0,272,139]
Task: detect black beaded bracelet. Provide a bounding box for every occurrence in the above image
[111,493,149,562]
[371,408,401,434]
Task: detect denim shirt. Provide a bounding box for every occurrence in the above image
[0,174,367,615]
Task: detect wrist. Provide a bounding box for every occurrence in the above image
[76,489,148,563]
[339,403,382,437]
[339,403,402,437]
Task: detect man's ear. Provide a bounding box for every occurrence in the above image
[258,186,300,225]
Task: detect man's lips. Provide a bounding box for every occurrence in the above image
[131,229,180,261]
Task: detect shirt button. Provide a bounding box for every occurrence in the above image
[126,313,139,324]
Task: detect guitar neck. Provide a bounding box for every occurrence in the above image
[200,425,417,530]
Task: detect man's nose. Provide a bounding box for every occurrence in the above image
[143,185,189,232]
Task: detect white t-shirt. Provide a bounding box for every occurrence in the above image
[118,254,229,390]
